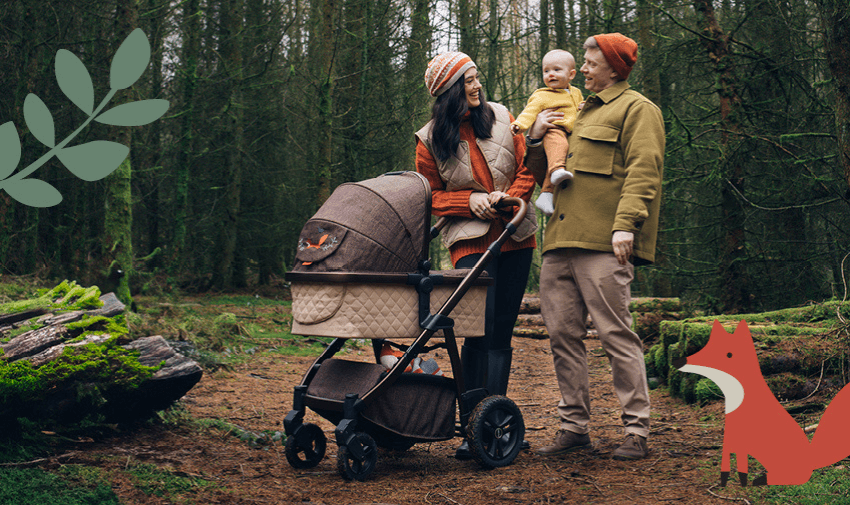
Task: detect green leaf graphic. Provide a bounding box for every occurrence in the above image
[3,178,62,207]
[57,141,129,181]
[23,94,55,148]
[0,121,21,180]
[94,99,169,126]
[110,28,151,90]
[56,49,95,115]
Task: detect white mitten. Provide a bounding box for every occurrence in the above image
[550,169,574,186]
[535,192,555,216]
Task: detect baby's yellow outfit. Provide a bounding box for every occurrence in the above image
[511,85,583,132]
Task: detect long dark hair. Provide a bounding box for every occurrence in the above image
[429,77,496,162]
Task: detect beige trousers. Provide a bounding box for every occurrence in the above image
[539,248,650,438]
[540,126,570,193]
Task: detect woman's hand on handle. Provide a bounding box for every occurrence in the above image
[470,192,498,220]
[488,191,510,207]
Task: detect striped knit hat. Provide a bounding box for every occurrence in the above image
[424,52,476,97]
[593,33,638,81]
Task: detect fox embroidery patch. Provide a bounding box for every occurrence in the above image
[675,320,850,486]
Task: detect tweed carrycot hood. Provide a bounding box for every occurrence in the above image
[292,172,432,273]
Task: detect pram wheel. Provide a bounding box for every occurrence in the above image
[337,432,378,481]
[284,423,327,469]
[466,395,525,469]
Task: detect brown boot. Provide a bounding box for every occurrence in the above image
[535,430,591,456]
[612,433,648,460]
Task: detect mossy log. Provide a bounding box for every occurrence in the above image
[647,301,850,405]
[515,313,544,327]
[519,294,683,343]
[0,281,202,426]
[519,295,541,314]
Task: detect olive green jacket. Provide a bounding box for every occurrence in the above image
[525,80,664,264]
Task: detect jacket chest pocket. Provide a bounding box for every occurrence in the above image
[569,124,620,176]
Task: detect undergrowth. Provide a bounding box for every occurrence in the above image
[0,467,120,505]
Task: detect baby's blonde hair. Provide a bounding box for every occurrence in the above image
[543,49,576,69]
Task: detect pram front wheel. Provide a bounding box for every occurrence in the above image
[466,395,525,469]
[284,423,327,469]
[337,432,378,481]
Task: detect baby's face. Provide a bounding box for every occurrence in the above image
[542,52,576,90]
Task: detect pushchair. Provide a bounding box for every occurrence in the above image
[283,171,528,481]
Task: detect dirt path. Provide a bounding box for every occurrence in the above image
[82,335,754,504]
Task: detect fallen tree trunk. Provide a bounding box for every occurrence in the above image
[0,281,202,426]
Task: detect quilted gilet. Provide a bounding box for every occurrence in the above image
[415,103,538,248]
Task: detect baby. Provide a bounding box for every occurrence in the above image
[511,49,584,215]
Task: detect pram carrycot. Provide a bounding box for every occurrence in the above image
[284,171,526,481]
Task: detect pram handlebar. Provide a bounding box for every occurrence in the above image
[430,196,527,240]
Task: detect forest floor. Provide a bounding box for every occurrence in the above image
[72,327,769,504]
[7,284,845,504]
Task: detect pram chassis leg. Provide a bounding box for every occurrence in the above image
[283,385,308,436]
[335,393,367,460]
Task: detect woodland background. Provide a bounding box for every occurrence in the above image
[0,0,849,315]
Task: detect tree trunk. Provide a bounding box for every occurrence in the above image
[486,0,499,100]
[104,0,138,306]
[212,0,245,289]
[816,0,850,198]
[553,0,565,49]
[173,0,201,273]
[539,0,549,62]
[458,0,473,58]
[313,0,336,204]
[693,0,749,313]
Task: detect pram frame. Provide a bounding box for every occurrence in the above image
[284,194,529,480]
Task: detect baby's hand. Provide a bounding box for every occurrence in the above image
[510,124,521,135]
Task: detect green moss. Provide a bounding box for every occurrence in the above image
[630,297,681,313]
[0,467,120,505]
[659,320,681,347]
[66,315,129,339]
[694,378,723,404]
[7,322,45,340]
[0,338,157,405]
[2,281,103,316]
[653,343,666,375]
[645,344,660,375]
[126,462,216,498]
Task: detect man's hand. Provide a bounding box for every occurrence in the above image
[527,108,565,140]
[612,231,634,265]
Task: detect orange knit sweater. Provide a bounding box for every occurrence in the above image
[416,112,537,265]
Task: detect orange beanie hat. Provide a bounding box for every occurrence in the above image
[424,52,476,97]
[593,33,638,80]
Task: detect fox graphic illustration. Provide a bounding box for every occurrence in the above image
[674,320,850,486]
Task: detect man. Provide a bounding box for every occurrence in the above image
[525,33,664,460]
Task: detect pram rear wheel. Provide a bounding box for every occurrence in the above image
[466,395,525,469]
[285,423,327,469]
[337,432,378,481]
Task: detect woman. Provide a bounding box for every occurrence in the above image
[415,52,537,459]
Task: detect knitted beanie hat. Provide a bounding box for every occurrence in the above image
[593,33,638,81]
[424,52,476,97]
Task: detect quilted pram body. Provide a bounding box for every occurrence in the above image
[284,171,526,480]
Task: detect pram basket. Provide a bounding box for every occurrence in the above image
[283,171,528,480]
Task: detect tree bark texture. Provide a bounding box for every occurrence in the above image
[817,0,850,197]
[693,0,750,313]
